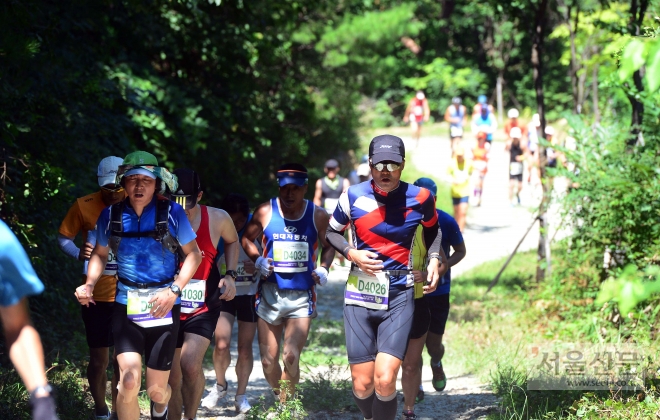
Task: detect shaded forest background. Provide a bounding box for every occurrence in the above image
[1,0,659,417]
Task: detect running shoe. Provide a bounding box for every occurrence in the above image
[235,394,252,414]
[401,409,418,420]
[415,387,425,404]
[431,362,447,392]
[95,406,111,419]
[109,413,118,420]
[150,401,168,420]
[200,382,227,408]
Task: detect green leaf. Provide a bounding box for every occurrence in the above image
[619,39,646,82]
[646,41,660,92]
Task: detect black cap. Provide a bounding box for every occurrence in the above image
[325,159,339,169]
[368,134,405,164]
[171,168,202,210]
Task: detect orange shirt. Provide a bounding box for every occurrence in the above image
[59,191,117,302]
[504,120,528,138]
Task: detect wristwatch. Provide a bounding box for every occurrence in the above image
[225,270,238,281]
[169,284,182,296]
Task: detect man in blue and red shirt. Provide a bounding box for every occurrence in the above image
[326,135,445,420]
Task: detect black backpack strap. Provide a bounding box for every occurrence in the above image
[156,199,185,261]
[108,201,125,256]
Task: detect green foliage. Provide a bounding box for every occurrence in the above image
[299,362,357,413]
[597,265,660,316]
[246,380,307,420]
[619,35,660,91]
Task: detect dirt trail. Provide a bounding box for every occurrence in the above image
[157,130,569,419]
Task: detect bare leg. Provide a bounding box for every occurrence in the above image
[213,312,235,389]
[280,317,312,397]
[401,334,427,411]
[235,320,257,395]
[146,367,172,415]
[167,348,183,420]
[110,348,119,415]
[180,334,211,419]
[257,318,284,391]
[88,347,110,416]
[425,332,445,366]
[116,352,142,420]
[457,202,468,231]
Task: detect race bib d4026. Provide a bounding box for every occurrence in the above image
[344,270,390,310]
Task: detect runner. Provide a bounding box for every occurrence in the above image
[447,145,473,232]
[471,100,497,144]
[313,159,350,215]
[403,91,430,145]
[1,220,59,420]
[325,135,444,420]
[242,163,335,400]
[471,132,490,207]
[506,127,527,206]
[76,151,202,420]
[58,156,124,419]
[503,108,527,139]
[200,193,260,414]
[166,169,239,420]
[471,94,494,118]
[444,97,468,152]
[400,178,465,420]
[526,114,541,185]
[357,155,372,183]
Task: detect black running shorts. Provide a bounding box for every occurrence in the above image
[81,301,114,348]
[427,294,450,336]
[344,287,414,364]
[176,306,221,348]
[220,294,258,323]
[409,296,430,340]
[112,303,180,371]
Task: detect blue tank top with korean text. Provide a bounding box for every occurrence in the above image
[262,198,318,290]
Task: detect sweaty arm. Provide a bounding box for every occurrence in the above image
[211,208,239,271]
[0,299,49,393]
[313,179,323,207]
[174,240,202,291]
[314,207,335,269]
[448,242,466,268]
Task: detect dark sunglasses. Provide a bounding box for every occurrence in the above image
[370,162,401,172]
[101,184,124,193]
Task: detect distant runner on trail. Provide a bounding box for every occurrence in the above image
[201,193,262,414]
[447,145,473,232]
[506,127,527,206]
[471,99,497,144]
[242,163,335,402]
[400,177,465,420]
[314,159,350,215]
[1,220,59,420]
[504,108,527,140]
[471,132,490,207]
[76,151,202,420]
[58,156,125,419]
[444,97,468,152]
[326,135,444,420]
[404,91,430,145]
[166,168,240,420]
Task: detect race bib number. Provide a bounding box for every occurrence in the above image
[510,162,523,176]
[273,241,308,273]
[413,105,423,116]
[220,262,255,287]
[324,198,339,213]
[344,270,389,310]
[450,126,463,138]
[473,160,487,172]
[181,279,206,314]
[103,249,118,276]
[454,171,469,184]
[127,289,172,328]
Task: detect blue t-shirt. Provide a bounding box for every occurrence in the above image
[96,197,196,305]
[430,210,464,296]
[0,221,44,306]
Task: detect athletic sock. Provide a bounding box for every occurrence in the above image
[352,390,375,419]
[373,391,397,420]
[152,405,167,417]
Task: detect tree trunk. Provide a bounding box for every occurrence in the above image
[627,0,649,147]
[592,58,600,124]
[558,0,581,114]
[496,72,504,123]
[532,0,550,282]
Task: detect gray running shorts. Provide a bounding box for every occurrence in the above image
[255,281,317,326]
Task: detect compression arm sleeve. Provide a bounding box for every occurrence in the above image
[326,227,353,259]
[423,223,442,260]
[57,234,80,260]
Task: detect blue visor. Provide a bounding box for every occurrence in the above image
[277,170,308,187]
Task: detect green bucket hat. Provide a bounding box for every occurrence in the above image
[116,151,178,194]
